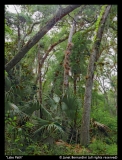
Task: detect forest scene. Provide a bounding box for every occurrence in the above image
[5,5,117,156]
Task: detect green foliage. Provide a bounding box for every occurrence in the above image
[93,5,107,42]
[5,70,8,77]
[89,140,117,155]
[20,101,41,116]
[49,145,70,155]
[24,143,41,155]
[91,105,117,129]
[62,92,79,121]
[89,140,106,154]
[5,5,117,155]
[105,143,117,155]
[5,76,11,92]
[5,19,13,35]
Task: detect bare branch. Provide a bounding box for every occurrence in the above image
[82,16,97,24]
[27,21,41,36]
[20,21,41,47]
[68,13,78,24]
[13,5,19,15]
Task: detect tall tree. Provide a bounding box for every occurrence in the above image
[80,5,111,146]
[63,6,84,95]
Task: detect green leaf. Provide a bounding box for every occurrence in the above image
[5,70,8,77]
[13,116,17,120]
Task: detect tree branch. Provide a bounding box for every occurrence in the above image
[20,21,41,48]
[40,36,68,67]
[25,21,41,38]
[13,5,21,47]
[82,16,97,24]
[5,5,81,73]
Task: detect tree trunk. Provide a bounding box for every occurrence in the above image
[73,73,77,94]
[80,5,111,146]
[5,5,81,73]
[37,50,43,118]
[35,35,68,84]
[63,6,84,95]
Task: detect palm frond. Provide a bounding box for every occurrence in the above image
[5,101,20,114]
[43,94,59,111]
[31,120,65,141]
[61,93,79,120]
[20,101,41,116]
[41,105,53,120]
[32,116,52,126]
[5,102,30,126]
[20,100,53,120]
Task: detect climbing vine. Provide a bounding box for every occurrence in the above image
[93,5,107,43]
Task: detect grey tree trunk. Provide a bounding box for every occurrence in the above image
[5,5,81,73]
[80,5,111,146]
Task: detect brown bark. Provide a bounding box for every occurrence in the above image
[63,6,84,95]
[37,51,43,118]
[40,36,68,68]
[35,36,68,84]
[5,5,81,73]
[80,5,111,146]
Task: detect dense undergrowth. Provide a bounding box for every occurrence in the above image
[5,99,117,155]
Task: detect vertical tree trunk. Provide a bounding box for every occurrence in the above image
[63,7,84,95]
[73,73,77,94]
[37,48,43,118]
[80,5,111,146]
